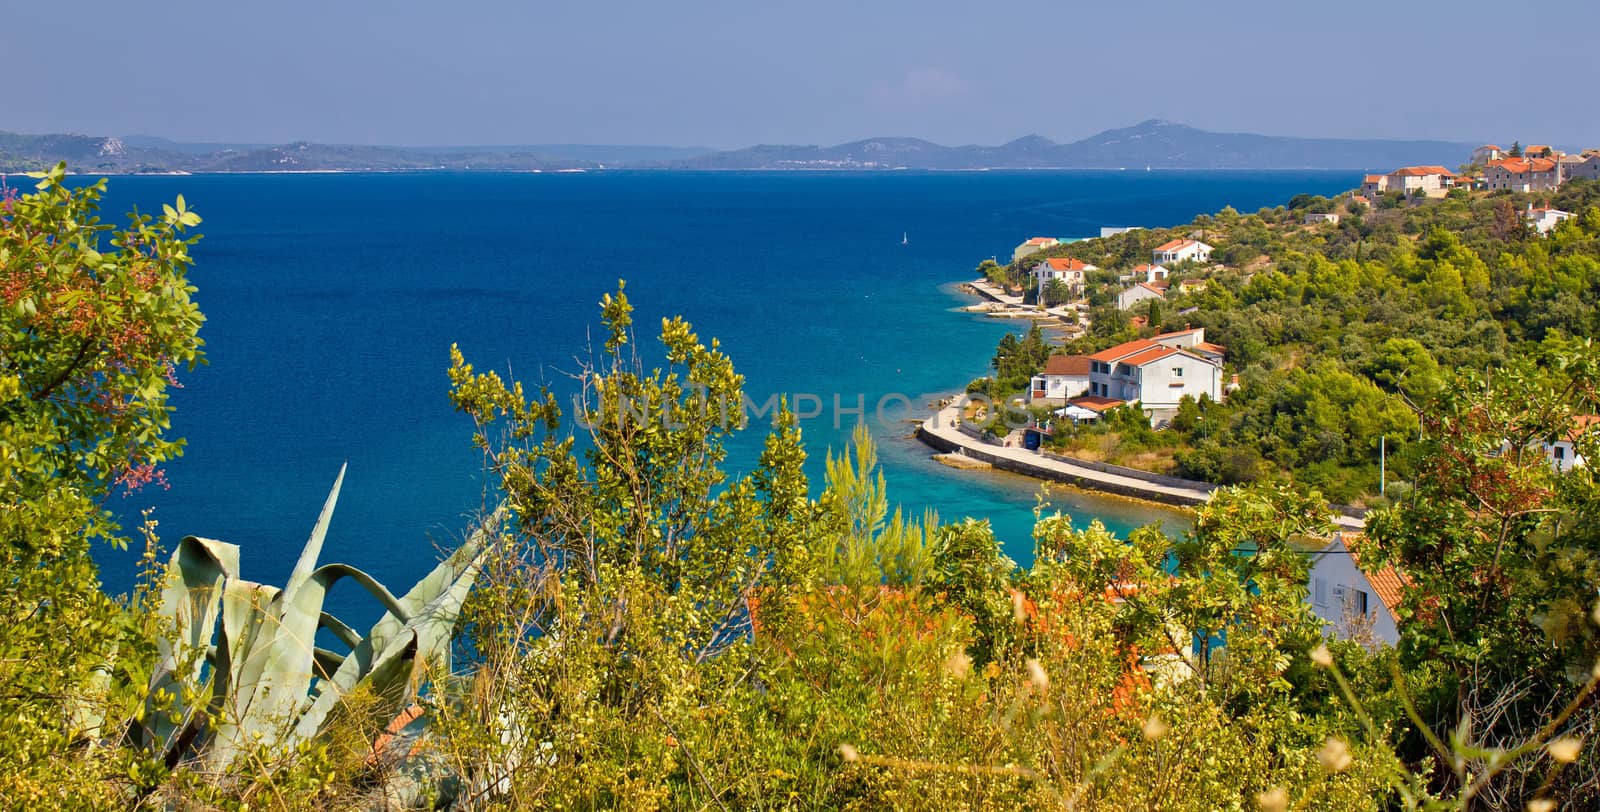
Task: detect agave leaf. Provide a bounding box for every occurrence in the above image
[319,611,363,650]
[204,578,280,770]
[140,536,239,755]
[214,467,347,765]
[293,514,498,743]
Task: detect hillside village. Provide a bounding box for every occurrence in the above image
[955,140,1600,643]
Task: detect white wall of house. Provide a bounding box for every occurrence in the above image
[1308,538,1400,646]
[1033,261,1092,302]
[1527,209,1575,235]
[1154,242,1212,265]
[1545,439,1587,472]
[1154,328,1203,350]
[1013,238,1058,264]
[1030,373,1091,403]
[1117,284,1164,311]
[1132,353,1222,412]
[1087,351,1221,420]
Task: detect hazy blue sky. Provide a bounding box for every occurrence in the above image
[6,0,1596,147]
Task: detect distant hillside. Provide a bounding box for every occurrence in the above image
[662,120,1475,171]
[0,132,600,173]
[0,121,1475,174]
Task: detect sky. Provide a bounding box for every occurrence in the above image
[5,0,1598,149]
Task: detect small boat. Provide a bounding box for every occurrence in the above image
[902,232,909,245]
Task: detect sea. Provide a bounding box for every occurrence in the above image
[73,169,1357,617]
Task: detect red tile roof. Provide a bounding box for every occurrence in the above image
[1193,341,1227,355]
[1042,354,1092,376]
[1342,536,1409,616]
[1067,396,1125,412]
[1362,174,1383,183]
[1040,257,1094,271]
[1118,345,1185,367]
[1488,157,1557,174]
[1154,238,1191,252]
[1565,414,1600,442]
[1088,338,1159,363]
[1135,282,1167,295]
[1025,237,1056,245]
[1389,165,1456,177]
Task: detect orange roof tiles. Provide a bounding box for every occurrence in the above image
[1025,237,1056,245]
[1041,257,1094,271]
[1154,238,1191,252]
[1088,338,1159,363]
[1390,165,1456,177]
[1565,414,1600,442]
[1343,538,1410,616]
[1489,157,1557,173]
[1362,174,1383,183]
[1067,395,1125,412]
[1042,354,1092,376]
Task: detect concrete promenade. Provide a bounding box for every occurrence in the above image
[915,398,1366,531]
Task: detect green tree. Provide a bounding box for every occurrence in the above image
[1359,341,1600,805]
[1,164,206,803]
[1042,277,1074,307]
[441,283,823,804]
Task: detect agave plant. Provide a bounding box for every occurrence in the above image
[131,464,497,775]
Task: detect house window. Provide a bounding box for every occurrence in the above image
[1554,446,1566,460]
[1313,578,1327,608]
[1172,367,1184,378]
[1346,588,1369,616]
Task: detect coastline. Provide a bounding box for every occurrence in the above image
[930,282,1366,531]
[913,395,1365,531]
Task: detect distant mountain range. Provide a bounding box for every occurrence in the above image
[0,120,1474,174]
[661,121,1474,171]
[0,133,711,173]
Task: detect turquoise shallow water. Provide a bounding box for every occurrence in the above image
[73,169,1356,614]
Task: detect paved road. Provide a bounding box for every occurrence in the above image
[918,399,1366,531]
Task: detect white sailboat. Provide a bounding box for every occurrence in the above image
[901,231,909,245]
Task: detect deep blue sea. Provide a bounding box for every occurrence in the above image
[73,169,1355,617]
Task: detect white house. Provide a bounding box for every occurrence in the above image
[1012,237,1059,263]
[1152,327,1226,363]
[1028,355,1093,405]
[1152,239,1213,265]
[1033,257,1096,301]
[1471,144,1503,166]
[1081,336,1223,424]
[1117,281,1166,311]
[1304,212,1341,225]
[1485,157,1561,192]
[1307,535,1405,646]
[1543,415,1597,472]
[1133,263,1169,282]
[1526,204,1575,235]
[1101,226,1143,238]
[1382,166,1456,197]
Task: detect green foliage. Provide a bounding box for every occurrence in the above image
[1,164,205,804]
[436,283,824,805]
[988,322,1055,396]
[1357,340,1600,805]
[131,465,491,788]
[816,423,937,591]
